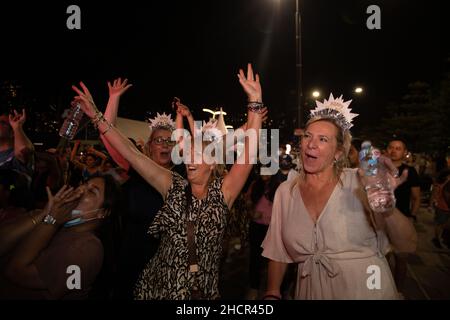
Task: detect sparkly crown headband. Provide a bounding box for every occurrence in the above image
[193,118,224,143]
[310,93,358,130]
[147,112,175,132]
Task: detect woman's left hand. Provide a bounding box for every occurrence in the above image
[238,63,262,103]
[379,155,408,191]
[358,155,408,192]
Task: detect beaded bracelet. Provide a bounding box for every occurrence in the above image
[100,121,114,135]
[91,111,106,127]
[247,101,265,113]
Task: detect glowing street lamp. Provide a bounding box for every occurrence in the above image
[354,87,363,94]
[312,91,321,98]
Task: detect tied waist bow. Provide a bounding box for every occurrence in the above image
[301,252,340,278]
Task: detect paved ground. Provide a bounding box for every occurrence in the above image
[219,207,450,300]
[402,208,450,299]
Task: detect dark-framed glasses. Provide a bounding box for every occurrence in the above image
[153,137,176,146]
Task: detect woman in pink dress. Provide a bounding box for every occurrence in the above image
[262,94,417,300]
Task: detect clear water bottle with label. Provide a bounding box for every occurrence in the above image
[59,101,84,140]
[359,141,396,213]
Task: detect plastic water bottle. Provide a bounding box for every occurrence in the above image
[59,101,84,140]
[359,141,396,213]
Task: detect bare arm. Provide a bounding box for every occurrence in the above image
[0,210,46,257]
[222,64,266,208]
[5,186,81,289]
[70,140,81,161]
[72,82,172,197]
[265,260,288,299]
[101,134,130,171]
[174,98,195,134]
[104,78,132,125]
[373,208,417,253]
[174,98,195,152]
[101,78,133,170]
[9,109,34,164]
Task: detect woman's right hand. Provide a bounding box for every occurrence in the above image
[44,185,83,225]
[173,97,192,118]
[72,82,99,119]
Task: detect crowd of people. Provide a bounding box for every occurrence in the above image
[0,64,449,300]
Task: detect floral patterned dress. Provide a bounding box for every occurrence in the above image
[134,172,230,300]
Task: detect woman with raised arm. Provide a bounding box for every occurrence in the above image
[72,64,266,300]
[98,78,191,299]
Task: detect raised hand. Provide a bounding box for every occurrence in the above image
[173,97,192,118]
[108,78,132,98]
[44,185,83,226]
[379,155,408,191]
[9,109,26,130]
[237,63,262,103]
[72,82,99,119]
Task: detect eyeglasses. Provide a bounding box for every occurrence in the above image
[152,137,176,146]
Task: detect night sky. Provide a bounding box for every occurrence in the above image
[0,0,448,140]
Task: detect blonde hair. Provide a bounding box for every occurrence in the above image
[197,139,226,183]
[292,118,352,189]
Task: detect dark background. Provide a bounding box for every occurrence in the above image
[0,0,448,144]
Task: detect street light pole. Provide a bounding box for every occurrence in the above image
[295,0,303,128]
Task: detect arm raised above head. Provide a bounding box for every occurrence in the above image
[222,63,267,208]
[72,81,172,198]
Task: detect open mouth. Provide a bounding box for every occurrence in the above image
[305,153,318,160]
[187,165,197,171]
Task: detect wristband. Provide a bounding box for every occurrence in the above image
[247,102,265,113]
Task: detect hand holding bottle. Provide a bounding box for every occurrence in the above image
[358,141,407,214]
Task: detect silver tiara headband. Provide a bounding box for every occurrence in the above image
[148,112,176,132]
[309,93,358,130]
[194,118,225,143]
